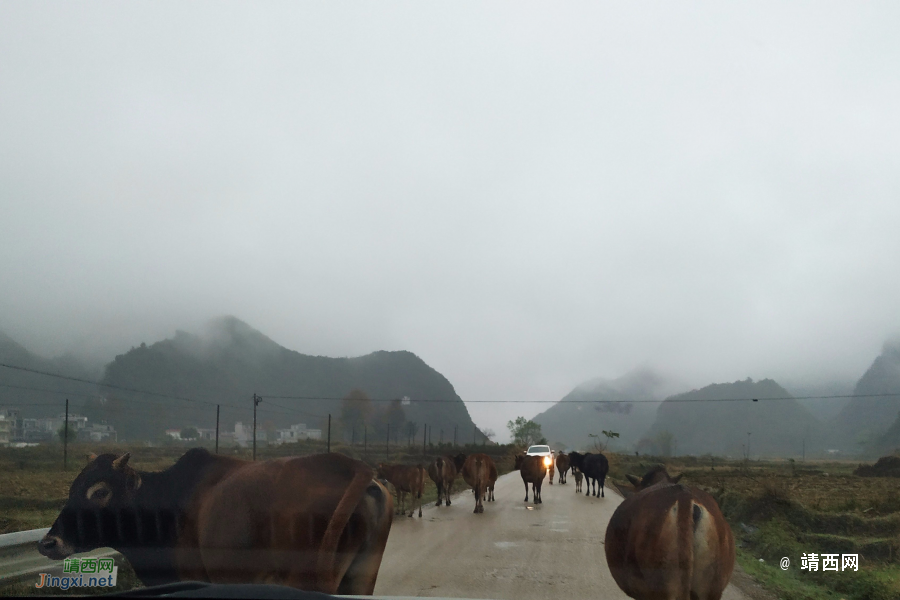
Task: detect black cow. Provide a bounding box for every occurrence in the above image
[568,451,609,498]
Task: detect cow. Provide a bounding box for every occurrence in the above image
[573,467,583,492]
[460,454,494,513]
[426,456,458,507]
[556,452,570,484]
[486,458,498,502]
[568,450,609,498]
[376,463,425,518]
[605,466,735,600]
[514,454,547,504]
[38,449,393,595]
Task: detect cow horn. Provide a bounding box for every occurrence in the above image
[671,473,684,484]
[626,474,641,487]
[112,452,131,470]
[87,453,98,462]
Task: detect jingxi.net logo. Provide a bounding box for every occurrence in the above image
[35,557,118,589]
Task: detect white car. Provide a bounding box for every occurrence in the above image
[525,444,554,468]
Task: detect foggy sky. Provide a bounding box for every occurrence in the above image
[2,2,900,441]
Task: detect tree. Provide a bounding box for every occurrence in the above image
[181,427,199,440]
[340,389,373,440]
[589,429,620,452]
[507,416,546,447]
[58,423,77,443]
[656,430,676,457]
[385,399,406,442]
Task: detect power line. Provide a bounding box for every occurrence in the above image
[259,392,900,404]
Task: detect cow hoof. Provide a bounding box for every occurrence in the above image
[447,500,451,505]
[436,501,442,507]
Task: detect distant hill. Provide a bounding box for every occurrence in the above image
[92,316,477,442]
[0,331,100,418]
[532,368,687,452]
[643,378,822,458]
[829,340,900,452]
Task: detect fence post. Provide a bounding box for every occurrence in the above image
[63,398,69,471]
[327,414,331,453]
[252,393,261,461]
[215,404,220,454]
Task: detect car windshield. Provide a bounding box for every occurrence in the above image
[2,4,899,600]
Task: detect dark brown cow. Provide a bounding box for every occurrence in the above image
[514,454,547,503]
[38,449,393,594]
[460,454,494,513]
[426,456,458,507]
[556,452,570,484]
[376,463,425,518]
[605,466,735,600]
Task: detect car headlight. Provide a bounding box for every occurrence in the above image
[543,456,552,467]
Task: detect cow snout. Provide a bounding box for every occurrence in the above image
[38,535,71,560]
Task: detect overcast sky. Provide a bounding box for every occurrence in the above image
[2,2,899,440]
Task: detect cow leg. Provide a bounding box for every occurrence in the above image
[435,482,443,507]
[446,480,452,506]
[600,476,605,498]
[524,480,529,502]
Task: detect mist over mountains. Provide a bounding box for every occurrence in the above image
[1,317,478,442]
[531,367,687,451]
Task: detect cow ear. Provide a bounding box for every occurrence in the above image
[626,474,641,487]
[127,471,142,491]
[112,452,131,471]
[671,473,684,484]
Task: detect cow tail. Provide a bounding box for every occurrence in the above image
[676,493,694,600]
[317,464,373,592]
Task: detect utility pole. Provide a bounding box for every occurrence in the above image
[215,404,220,454]
[63,399,69,471]
[327,414,332,453]
[252,393,262,461]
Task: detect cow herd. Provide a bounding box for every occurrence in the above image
[37,447,736,599]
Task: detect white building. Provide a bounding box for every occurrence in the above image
[274,423,322,444]
[0,414,10,447]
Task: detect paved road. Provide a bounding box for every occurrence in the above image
[375,471,750,600]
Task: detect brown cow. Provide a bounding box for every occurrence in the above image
[426,456,458,507]
[556,452,570,484]
[38,449,393,594]
[460,453,494,513]
[514,454,547,503]
[486,458,498,502]
[605,466,735,600]
[377,463,425,518]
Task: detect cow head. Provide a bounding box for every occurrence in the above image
[624,465,682,494]
[39,452,142,560]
